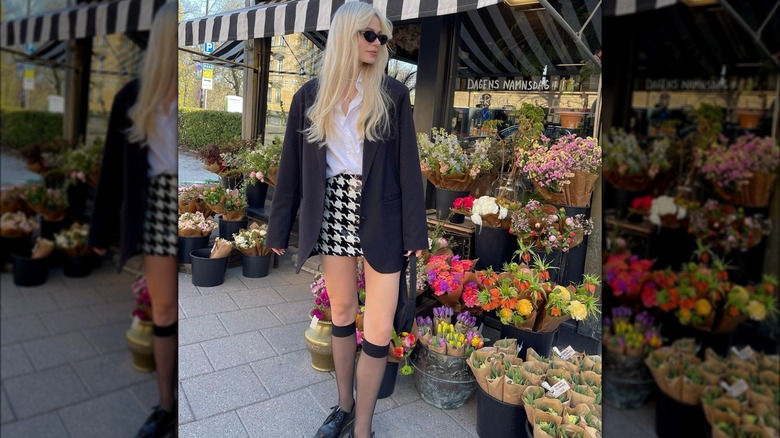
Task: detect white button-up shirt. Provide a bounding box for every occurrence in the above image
[324,79,364,178]
[146,101,178,177]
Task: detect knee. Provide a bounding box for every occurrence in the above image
[330,303,358,326]
[151,302,178,326]
[363,327,392,347]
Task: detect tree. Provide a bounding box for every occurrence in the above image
[388,59,417,92]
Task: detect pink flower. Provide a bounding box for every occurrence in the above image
[250,171,256,179]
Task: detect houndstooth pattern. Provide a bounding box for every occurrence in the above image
[142,173,178,257]
[314,173,363,257]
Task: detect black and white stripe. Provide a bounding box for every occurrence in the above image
[1,0,169,48]
[179,0,504,47]
[603,0,678,17]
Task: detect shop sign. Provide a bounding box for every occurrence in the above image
[463,77,551,92]
[640,78,732,91]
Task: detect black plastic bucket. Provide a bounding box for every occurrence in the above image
[475,225,518,271]
[500,324,556,359]
[476,385,529,438]
[63,254,92,278]
[190,248,228,287]
[178,235,211,264]
[218,217,248,241]
[434,188,469,221]
[242,254,271,278]
[12,250,49,287]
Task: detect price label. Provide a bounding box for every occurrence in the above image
[558,346,576,360]
[727,379,749,398]
[310,315,320,329]
[549,379,571,398]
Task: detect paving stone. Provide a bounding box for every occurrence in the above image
[260,321,308,355]
[0,412,68,438]
[388,372,421,406]
[81,321,130,354]
[604,399,656,438]
[179,384,195,424]
[277,270,316,286]
[0,291,59,317]
[59,390,149,438]
[201,331,277,371]
[373,399,473,437]
[127,380,159,411]
[267,300,315,324]
[273,283,314,303]
[0,315,49,346]
[1,387,14,424]
[179,314,229,346]
[89,300,136,323]
[72,350,153,396]
[237,273,290,289]
[181,364,269,419]
[49,287,106,310]
[228,287,286,309]
[39,308,105,334]
[14,276,67,296]
[179,344,214,380]
[217,307,282,335]
[250,349,332,397]
[180,292,239,318]
[96,282,137,303]
[443,393,478,437]
[178,276,202,299]
[3,365,90,418]
[22,331,97,370]
[237,388,327,438]
[196,273,249,295]
[0,345,33,379]
[0,273,19,294]
[304,378,398,417]
[179,411,249,438]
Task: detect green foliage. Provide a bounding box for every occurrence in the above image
[0,110,63,150]
[178,108,241,150]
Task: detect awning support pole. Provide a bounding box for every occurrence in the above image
[719,0,780,69]
[538,0,601,68]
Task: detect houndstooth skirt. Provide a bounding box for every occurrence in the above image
[314,173,363,257]
[141,173,178,257]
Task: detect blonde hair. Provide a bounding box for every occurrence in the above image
[304,1,393,145]
[127,2,177,145]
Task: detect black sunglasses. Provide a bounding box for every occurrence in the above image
[359,30,388,45]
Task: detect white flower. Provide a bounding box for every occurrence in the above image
[649,195,686,225]
[471,214,482,226]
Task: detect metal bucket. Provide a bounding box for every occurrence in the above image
[410,343,476,409]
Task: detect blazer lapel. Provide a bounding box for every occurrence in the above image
[362,138,380,184]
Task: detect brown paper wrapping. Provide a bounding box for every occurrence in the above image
[522,362,546,386]
[534,311,572,333]
[546,368,572,386]
[206,196,226,215]
[716,313,748,333]
[552,357,580,374]
[580,370,601,388]
[523,386,546,424]
[681,380,704,405]
[446,344,466,358]
[422,170,476,192]
[561,424,589,438]
[709,408,741,427]
[569,387,597,407]
[487,375,504,400]
[502,374,528,406]
[760,355,779,373]
[533,398,564,427]
[759,370,779,386]
[747,387,774,407]
[265,166,279,187]
[429,340,448,355]
[467,350,493,393]
[222,210,246,221]
[711,424,735,438]
[210,239,233,258]
[494,339,518,356]
[532,423,556,438]
[32,238,54,259]
[534,171,599,207]
[663,374,683,401]
[526,348,546,363]
[738,424,772,438]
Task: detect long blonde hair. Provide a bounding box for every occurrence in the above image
[127,2,177,145]
[304,1,393,145]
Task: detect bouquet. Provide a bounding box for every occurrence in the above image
[178,183,216,216]
[239,136,283,186]
[648,195,687,228]
[178,211,217,237]
[603,307,663,358]
[389,330,417,375]
[451,195,475,216]
[209,237,234,258]
[30,237,54,259]
[197,139,255,177]
[203,186,247,220]
[700,134,778,201]
[423,254,477,312]
[417,128,492,191]
[0,211,38,238]
[602,128,671,184]
[54,223,91,257]
[509,200,594,253]
[1,185,33,214]
[420,310,485,359]
[469,195,510,228]
[603,250,655,301]
[309,274,331,321]
[232,222,271,256]
[61,137,103,187]
[24,185,68,222]
[687,199,771,253]
[131,276,152,321]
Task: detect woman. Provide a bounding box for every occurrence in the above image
[88,3,178,437]
[266,3,427,438]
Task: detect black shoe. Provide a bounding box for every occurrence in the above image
[315,405,354,438]
[347,430,375,438]
[136,406,175,438]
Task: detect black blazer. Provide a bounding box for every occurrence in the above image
[88,79,150,272]
[266,77,428,274]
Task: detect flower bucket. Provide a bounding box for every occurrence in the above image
[377,362,399,399]
[655,386,708,438]
[410,343,476,410]
[66,182,89,219]
[500,325,557,359]
[534,171,598,207]
[40,219,67,240]
[178,235,211,264]
[63,254,93,278]
[474,225,517,271]
[2,235,32,265]
[12,249,49,287]
[434,188,470,221]
[448,210,465,224]
[242,253,271,278]
[245,181,269,209]
[558,111,587,129]
[713,171,777,208]
[218,216,248,241]
[220,175,243,190]
[736,109,763,129]
[476,384,529,438]
[304,319,334,372]
[190,248,229,287]
[558,205,589,287]
[125,316,155,373]
[604,352,654,409]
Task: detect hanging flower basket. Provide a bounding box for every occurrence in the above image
[713,171,777,208]
[534,170,599,207]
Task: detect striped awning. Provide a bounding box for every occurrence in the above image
[0,0,170,48]
[179,0,504,47]
[603,0,678,17]
[199,38,324,70]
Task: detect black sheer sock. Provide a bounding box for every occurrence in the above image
[152,322,178,413]
[353,339,388,438]
[331,321,357,413]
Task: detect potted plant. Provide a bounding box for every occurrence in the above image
[24,184,69,229]
[53,223,93,277]
[233,222,273,278]
[177,211,217,264]
[417,128,492,219]
[125,276,155,372]
[178,183,216,217]
[197,139,253,188]
[1,211,39,265]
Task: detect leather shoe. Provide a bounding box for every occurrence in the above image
[135,406,175,438]
[315,405,354,438]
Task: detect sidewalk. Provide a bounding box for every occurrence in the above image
[0,256,160,438]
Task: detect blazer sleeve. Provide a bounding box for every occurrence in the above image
[88,85,128,249]
[266,89,304,249]
[397,88,429,252]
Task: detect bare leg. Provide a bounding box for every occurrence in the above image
[353,259,400,438]
[144,255,178,413]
